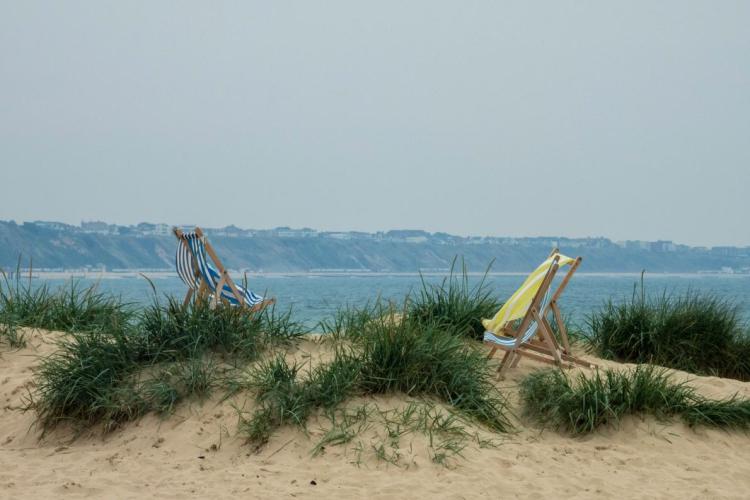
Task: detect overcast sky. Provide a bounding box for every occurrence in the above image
[1,1,748,246]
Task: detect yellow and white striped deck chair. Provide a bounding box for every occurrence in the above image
[483,249,592,376]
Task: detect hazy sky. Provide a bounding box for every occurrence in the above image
[1,2,748,246]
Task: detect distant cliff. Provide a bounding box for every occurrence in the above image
[1,221,749,273]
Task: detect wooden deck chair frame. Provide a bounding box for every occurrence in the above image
[173,227,274,313]
[485,248,593,377]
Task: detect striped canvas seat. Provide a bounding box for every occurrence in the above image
[175,235,200,290]
[482,289,551,347]
[175,231,264,307]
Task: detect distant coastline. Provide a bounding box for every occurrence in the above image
[2,219,749,274]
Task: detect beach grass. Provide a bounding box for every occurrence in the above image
[681,396,750,429]
[32,327,142,429]
[0,269,133,334]
[519,366,750,434]
[357,310,510,431]
[242,305,511,448]
[317,300,387,343]
[586,280,750,380]
[240,354,364,446]
[137,297,304,362]
[29,294,306,432]
[407,258,500,340]
[319,259,503,344]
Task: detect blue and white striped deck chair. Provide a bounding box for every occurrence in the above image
[482,249,592,377]
[174,227,274,311]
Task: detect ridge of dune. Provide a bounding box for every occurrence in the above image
[1,328,749,499]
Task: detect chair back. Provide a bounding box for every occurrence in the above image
[482,251,576,334]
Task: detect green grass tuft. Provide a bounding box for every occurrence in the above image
[138,297,272,361]
[586,278,750,380]
[519,366,750,434]
[357,312,510,432]
[242,303,511,448]
[29,296,306,432]
[241,356,309,446]
[1,268,133,334]
[31,328,139,428]
[682,397,750,429]
[318,300,385,343]
[303,352,363,409]
[407,258,500,340]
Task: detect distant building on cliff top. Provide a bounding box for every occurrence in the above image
[135,222,170,236]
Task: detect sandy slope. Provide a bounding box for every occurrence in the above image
[1,328,750,499]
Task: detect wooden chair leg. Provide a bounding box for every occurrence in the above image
[533,308,563,367]
[510,352,523,368]
[552,302,571,353]
[486,345,499,360]
[183,288,194,307]
[214,275,227,308]
[497,350,515,379]
[197,281,208,300]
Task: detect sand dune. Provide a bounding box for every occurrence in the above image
[2,328,750,499]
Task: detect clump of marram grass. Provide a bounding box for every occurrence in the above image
[303,351,364,409]
[317,258,502,344]
[681,396,750,429]
[241,306,511,448]
[0,269,133,334]
[357,313,510,431]
[519,366,690,434]
[407,258,500,340]
[586,278,750,380]
[519,366,750,434]
[239,352,364,446]
[31,327,140,429]
[318,300,386,342]
[136,297,304,363]
[248,356,311,433]
[29,296,306,432]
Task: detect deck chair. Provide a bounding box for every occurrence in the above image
[173,227,275,312]
[483,249,592,377]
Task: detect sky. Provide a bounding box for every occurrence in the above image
[1,1,748,247]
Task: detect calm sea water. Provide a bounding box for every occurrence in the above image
[30,273,750,328]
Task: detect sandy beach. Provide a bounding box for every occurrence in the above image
[0,328,748,499]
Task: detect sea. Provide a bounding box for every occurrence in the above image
[27,273,750,329]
